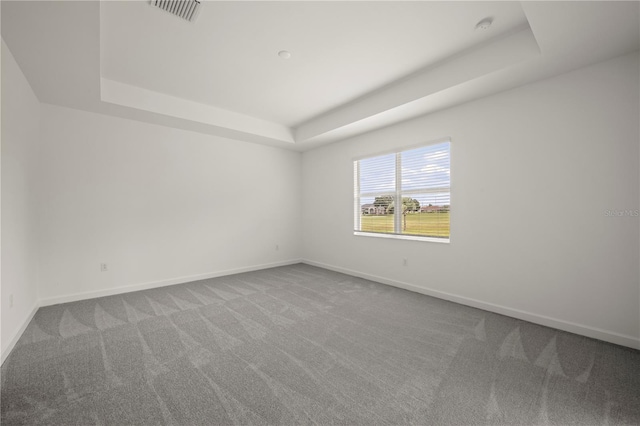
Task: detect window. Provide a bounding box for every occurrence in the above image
[354,140,450,242]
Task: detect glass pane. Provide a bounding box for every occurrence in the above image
[401,142,450,191]
[400,193,450,238]
[359,195,394,234]
[359,153,396,194]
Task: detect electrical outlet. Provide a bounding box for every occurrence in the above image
[9,294,14,308]
[275,244,279,251]
[101,263,108,272]
[402,258,408,266]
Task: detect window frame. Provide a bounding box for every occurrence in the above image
[353,138,451,243]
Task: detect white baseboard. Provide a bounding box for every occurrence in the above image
[39,259,302,307]
[1,301,40,365]
[302,259,640,350]
[7,257,637,367]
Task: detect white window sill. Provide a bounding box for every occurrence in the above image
[354,231,450,244]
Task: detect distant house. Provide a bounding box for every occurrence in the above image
[362,204,386,215]
[420,205,449,213]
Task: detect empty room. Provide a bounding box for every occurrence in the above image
[1,1,639,424]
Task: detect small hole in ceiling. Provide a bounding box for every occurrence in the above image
[475,17,493,31]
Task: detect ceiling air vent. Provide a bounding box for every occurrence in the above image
[150,0,201,23]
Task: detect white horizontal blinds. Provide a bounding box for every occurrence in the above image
[354,161,360,232]
[400,192,450,237]
[400,143,450,194]
[358,153,396,194]
[356,153,396,234]
[400,142,450,238]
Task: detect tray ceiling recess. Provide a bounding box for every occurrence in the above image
[2,1,638,150]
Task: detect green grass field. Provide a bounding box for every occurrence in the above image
[359,212,450,238]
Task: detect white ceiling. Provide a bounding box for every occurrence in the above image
[101,1,528,127]
[2,1,639,151]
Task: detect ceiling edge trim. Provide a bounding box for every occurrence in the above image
[100,77,295,145]
[295,25,541,144]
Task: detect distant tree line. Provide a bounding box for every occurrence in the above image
[369,196,450,228]
[372,196,421,214]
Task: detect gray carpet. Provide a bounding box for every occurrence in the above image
[2,264,639,425]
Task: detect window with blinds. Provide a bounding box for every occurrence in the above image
[354,140,450,241]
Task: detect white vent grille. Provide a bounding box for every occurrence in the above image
[150,0,201,22]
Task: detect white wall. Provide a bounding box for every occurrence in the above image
[1,40,41,357]
[302,51,640,348]
[37,104,302,303]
